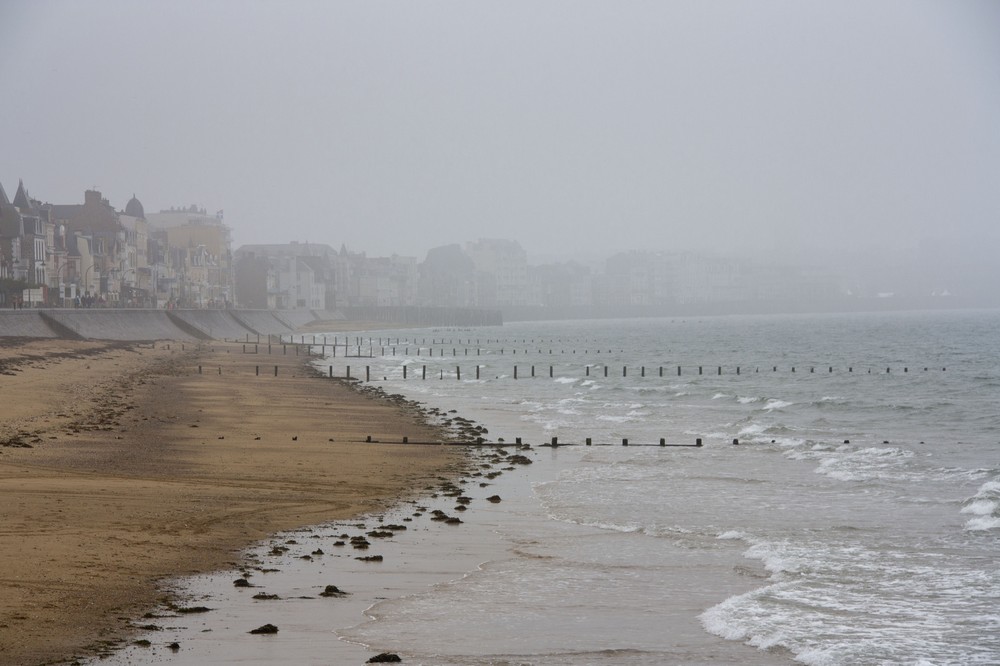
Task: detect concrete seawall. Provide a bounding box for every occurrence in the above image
[0,309,266,341]
[0,306,501,341]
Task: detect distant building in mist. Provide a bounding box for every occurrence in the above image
[465,238,531,307]
[234,241,419,310]
[147,206,234,308]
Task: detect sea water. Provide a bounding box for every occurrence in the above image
[94,310,999,665]
[327,311,999,665]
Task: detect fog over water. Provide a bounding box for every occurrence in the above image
[3,1,998,272]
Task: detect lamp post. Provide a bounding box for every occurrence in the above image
[82,264,99,305]
[54,262,73,307]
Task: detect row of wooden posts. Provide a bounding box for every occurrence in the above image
[197,362,945,381]
[359,435,709,447]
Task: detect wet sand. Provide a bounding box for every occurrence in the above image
[0,338,463,665]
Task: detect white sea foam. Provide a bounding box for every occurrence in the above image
[553,376,577,384]
[737,423,767,437]
[762,399,793,410]
[965,515,1000,531]
[737,396,761,404]
[717,530,747,540]
[961,499,998,516]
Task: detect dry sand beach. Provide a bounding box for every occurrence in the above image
[0,337,464,665]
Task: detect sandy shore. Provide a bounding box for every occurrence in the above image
[0,338,464,665]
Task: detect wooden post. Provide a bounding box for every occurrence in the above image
[403,365,407,379]
[422,365,426,380]
[366,366,370,382]
[274,365,278,376]
[586,437,592,446]
[457,366,461,380]
[659,438,665,446]
[347,366,351,379]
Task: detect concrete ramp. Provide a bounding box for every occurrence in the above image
[168,310,256,341]
[0,311,61,338]
[229,310,295,336]
[43,309,199,341]
[273,309,318,330]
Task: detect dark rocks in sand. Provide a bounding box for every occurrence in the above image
[249,623,279,634]
[366,530,395,538]
[168,642,180,651]
[454,505,467,511]
[319,584,348,597]
[444,517,463,525]
[133,639,152,647]
[367,653,402,663]
[312,548,325,555]
[174,606,212,614]
[356,555,384,562]
[333,540,346,546]
[233,577,253,587]
[486,495,502,503]
[252,593,280,600]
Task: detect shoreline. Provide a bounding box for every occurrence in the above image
[0,338,466,665]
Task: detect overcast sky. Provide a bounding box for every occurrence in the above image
[2,0,998,262]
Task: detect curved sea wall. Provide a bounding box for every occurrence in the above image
[0,306,501,342]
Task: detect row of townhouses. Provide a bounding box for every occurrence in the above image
[7,176,953,314]
[234,238,848,314]
[0,179,232,308]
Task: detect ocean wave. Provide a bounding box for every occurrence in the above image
[702,534,1000,664]
[965,516,1000,531]
[717,530,748,540]
[963,477,1000,531]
